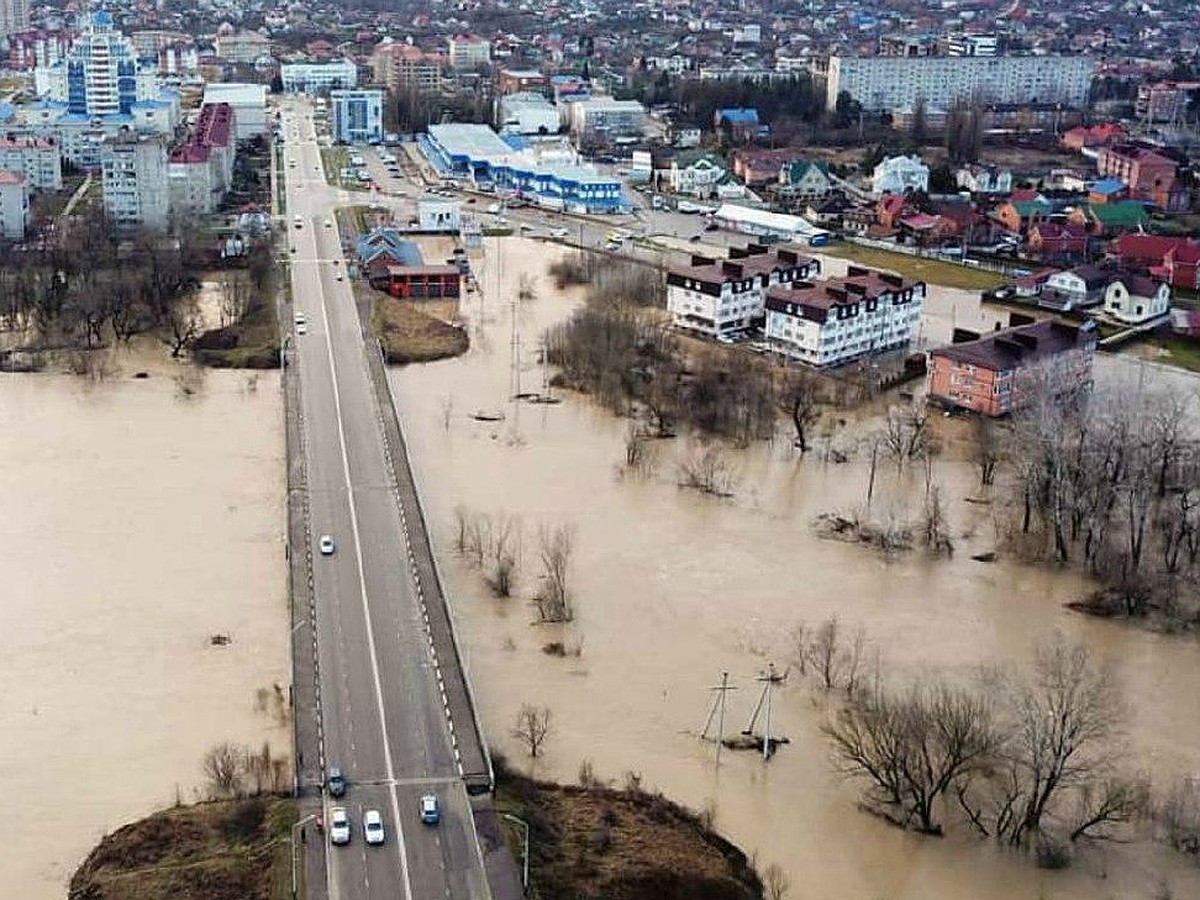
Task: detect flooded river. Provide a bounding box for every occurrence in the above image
[392,238,1200,899]
[0,366,289,897]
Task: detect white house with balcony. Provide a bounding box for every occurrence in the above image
[668,151,726,197]
[764,266,926,367]
[956,164,1013,195]
[666,244,821,337]
[872,154,929,196]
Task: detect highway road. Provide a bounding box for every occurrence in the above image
[279,98,492,900]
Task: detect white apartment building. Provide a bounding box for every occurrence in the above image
[101,133,170,230]
[765,267,926,367]
[214,29,272,64]
[0,0,29,40]
[448,34,490,70]
[872,154,929,196]
[0,171,30,239]
[202,83,267,139]
[0,136,62,190]
[281,59,358,93]
[818,54,1096,114]
[666,245,821,337]
[944,33,998,57]
[566,97,646,138]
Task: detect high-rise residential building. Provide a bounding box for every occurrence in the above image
[0,0,29,40]
[371,43,444,93]
[0,136,62,190]
[0,171,29,239]
[447,34,490,71]
[331,90,383,143]
[816,53,1096,114]
[202,83,268,140]
[35,11,164,117]
[168,103,237,215]
[101,132,170,230]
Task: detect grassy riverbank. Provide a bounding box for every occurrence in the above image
[69,797,297,900]
[370,293,469,365]
[494,760,764,900]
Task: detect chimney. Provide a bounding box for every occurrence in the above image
[952,328,981,344]
[777,248,798,265]
[690,254,715,267]
[729,246,749,259]
[1008,311,1036,327]
[721,261,744,278]
[881,273,904,288]
[746,242,768,256]
[847,264,871,278]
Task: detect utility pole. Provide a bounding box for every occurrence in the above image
[741,663,783,760]
[700,671,737,766]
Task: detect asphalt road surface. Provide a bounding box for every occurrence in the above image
[280,98,492,900]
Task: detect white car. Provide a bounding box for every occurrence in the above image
[335,273,344,282]
[329,807,351,845]
[551,227,569,238]
[363,809,385,845]
[324,219,333,228]
[319,535,336,556]
[486,203,501,214]
[297,320,308,335]
[293,312,306,326]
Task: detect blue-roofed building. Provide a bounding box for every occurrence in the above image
[356,227,424,268]
[714,108,768,141]
[1088,176,1128,202]
[424,122,626,214]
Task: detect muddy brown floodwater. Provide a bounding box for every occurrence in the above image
[0,366,289,898]
[392,238,1200,900]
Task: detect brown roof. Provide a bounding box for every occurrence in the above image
[931,319,1096,372]
[765,266,921,323]
[668,244,817,287]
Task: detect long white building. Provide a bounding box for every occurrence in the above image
[281,59,357,93]
[666,244,821,337]
[817,54,1096,114]
[765,266,926,367]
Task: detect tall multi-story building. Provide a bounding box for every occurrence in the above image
[202,83,267,140]
[666,244,821,337]
[0,0,29,40]
[35,11,162,117]
[331,90,383,143]
[213,28,272,65]
[281,59,358,93]
[816,54,1095,114]
[447,34,490,71]
[0,136,62,190]
[101,132,170,230]
[371,43,443,94]
[764,266,925,367]
[168,103,236,215]
[0,171,29,239]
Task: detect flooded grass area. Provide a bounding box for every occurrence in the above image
[390,237,1200,900]
[0,367,289,897]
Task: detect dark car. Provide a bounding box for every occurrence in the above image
[327,767,347,798]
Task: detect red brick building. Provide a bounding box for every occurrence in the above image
[379,265,462,299]
[1108,234,1200,290]
[1094,144,1177,195]
[928,319,1098,417]
[1060,122,1127,152]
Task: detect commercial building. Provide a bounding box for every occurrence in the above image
[281,59,357,93]
[201,83,267,140]
[0,136,61,190]
[496,69,547,95]
[371,43,443,94]
[928,319,1097,416]
[101,132,170,230]
[447,34,490,71]
[667,244,820,337]
[816,54,1095,114]
[497,92,560,135]
[712,203,831,246]
[424,123,625,214]
[417,196,461,232]
[565,97,646,139]
[168,102,236,215]
[331,90,383,144]
[213,29,272,65]
[0,171,29,239]
[764,266,925,367]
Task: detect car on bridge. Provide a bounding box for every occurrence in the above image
[419,794,440,825]
[327,766,347,797]
[363,809,385,845]
[329,807,351,845]
[319,535,336,556]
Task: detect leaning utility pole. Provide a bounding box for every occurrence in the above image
[742,663,784,760]
[700,671,737,766]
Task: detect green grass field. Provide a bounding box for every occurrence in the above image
[820,243,1008,292]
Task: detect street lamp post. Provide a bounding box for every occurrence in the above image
[499,812,530,889]
[291,812,320,899]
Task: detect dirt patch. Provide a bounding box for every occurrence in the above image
[371,294,469,365]
[193,290,281,370]
[495,762,763,900]
[69,798,296,900]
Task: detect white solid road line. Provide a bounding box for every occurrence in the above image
[300,111,415,900]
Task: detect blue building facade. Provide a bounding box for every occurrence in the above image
[331,90,384,144]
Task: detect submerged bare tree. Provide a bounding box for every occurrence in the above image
[678,443,739,497]
[536,524,575,622]
[512,704,553,758]
[779,368,822,453]
[202,742,245,798]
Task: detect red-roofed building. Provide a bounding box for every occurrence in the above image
[168,102,237,214]
[1108,234,1200,290]
[1061,122,1127,152]
[1028,221,1090,262]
